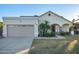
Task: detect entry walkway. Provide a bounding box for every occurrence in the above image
[35,35,65,40]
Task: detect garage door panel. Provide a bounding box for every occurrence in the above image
[7,25,34,37]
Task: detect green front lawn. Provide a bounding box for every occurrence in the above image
[29,35,79,54]
[29,39,68,54]
[64,35,79,40]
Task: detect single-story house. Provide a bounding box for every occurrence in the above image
[3,11,73,37]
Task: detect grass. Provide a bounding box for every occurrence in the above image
[64,35,79,40]
[64,35,79,54]
[29,39,69,54]
[28,35,79,54]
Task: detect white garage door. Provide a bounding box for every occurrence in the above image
[7,25,34,37]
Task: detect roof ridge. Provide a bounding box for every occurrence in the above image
[40,11,72,23]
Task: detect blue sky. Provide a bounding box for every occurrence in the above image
[0,4,79,21]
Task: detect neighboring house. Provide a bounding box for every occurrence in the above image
[72,19,79,34]
[3,11,73,37]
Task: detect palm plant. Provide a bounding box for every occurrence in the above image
[38,21,50,37]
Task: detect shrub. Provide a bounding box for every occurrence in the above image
[60,32,70,36]
[38,32,55,37]
[51,32,56,37]
[44,32,52,37]
[0,22,3,37]
[43,32,55,37]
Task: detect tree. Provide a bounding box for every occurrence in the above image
[0,22,3,37]
[38,21,50,37]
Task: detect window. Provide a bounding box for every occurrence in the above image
[48,13,51,16]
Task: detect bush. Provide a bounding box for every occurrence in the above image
[43,32,55,37]
[74,31,79,34]
[0,22,3,37]
[44,32,52,37]
[51,32,56,37]
[60,32,70,36]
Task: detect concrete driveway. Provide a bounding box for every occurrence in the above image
[0,37,34,54]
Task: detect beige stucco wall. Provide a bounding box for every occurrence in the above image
[38,12,73,32]
[39,12,72,27]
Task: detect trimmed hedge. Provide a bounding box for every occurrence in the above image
[44,32,55,37]
[38,32,55,37]
[60,32,70,36]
